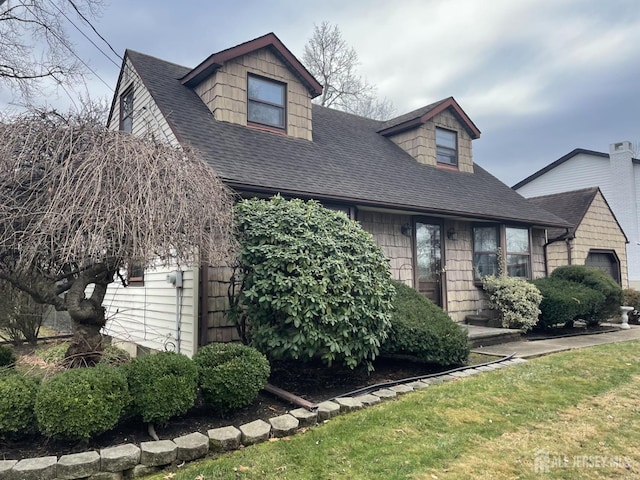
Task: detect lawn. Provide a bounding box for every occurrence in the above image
[147,341,640,480]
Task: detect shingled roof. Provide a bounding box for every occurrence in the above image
[123,49,569,228]
[528,187,627,241]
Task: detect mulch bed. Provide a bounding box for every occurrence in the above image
[0,356,455,461]
[524,324,620,341]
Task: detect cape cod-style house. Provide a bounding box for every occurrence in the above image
[103,33,568,357]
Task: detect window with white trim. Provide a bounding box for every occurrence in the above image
[436,127,457,166]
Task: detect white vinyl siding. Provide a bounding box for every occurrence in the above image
[516,154,611,199]
[102,267,198,357]
[108,57,178,145]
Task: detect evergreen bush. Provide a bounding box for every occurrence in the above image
[531,277,605,329]
[0,344,16,368]
[382,281,469,365]
[193,343,270,411]
[550,265,623,324]
[232,196,395,371]
[482,275,542,331]
[125,351,198,425]
[623,289,640,323]
[35,365,129,440]
[0,371,40,437]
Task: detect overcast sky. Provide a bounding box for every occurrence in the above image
[3,0,639,186]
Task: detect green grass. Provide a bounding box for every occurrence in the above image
[147,342,640,480]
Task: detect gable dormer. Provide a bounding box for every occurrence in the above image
[181,33,322,141]
[378,97,480,173]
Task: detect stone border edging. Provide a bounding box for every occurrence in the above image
[0,357,526,480]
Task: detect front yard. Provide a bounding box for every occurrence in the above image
[147,341,640,480]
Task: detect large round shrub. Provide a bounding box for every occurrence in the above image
[234,196,395,371]
[382,281,469,365]
[550,265,623,323]
[193,343,270,411]
[0,345,16,368]
[0,371,40,436]
[125,351,197,425]
[35,365,129,440]
[531,277,605,329]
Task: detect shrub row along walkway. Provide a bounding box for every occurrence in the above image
[0,357,525,480]
[471,323,640,358]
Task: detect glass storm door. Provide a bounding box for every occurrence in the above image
[415,222,442,306]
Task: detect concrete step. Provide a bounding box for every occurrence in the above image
[461,324,523,348]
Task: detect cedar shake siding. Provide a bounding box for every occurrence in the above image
[104,33,572,353]
[193,48,314,141]
[529,188,629,288]
[387,109,474,173]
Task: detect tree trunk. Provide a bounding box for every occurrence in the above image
[63,264,113,368]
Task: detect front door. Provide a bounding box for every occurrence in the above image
[415,221,443,306]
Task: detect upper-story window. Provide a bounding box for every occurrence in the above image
[436,127,457,166]
[247,74,286,130]
[120,87,134,133]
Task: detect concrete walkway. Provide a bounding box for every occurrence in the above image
[471,324,640,359]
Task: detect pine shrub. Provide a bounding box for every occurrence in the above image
[125,351,197,425]
[531,277,605,329]
[193,343,270,411]
[550,265,623,324]
[35,365,129,440]
[382,281,469,365]
[0,371,40,437]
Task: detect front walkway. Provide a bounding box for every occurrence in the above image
[470,324,640,358]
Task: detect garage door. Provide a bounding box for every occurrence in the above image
[585,250,620,284]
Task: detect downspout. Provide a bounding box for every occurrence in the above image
[543,228,573,276]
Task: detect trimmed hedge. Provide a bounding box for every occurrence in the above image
[0,371,40,437]
[193,343,270,411]
[531,277,605,329]
[382,281,469,365]
[35,365,129,440]
[550,265,623,324]
[125,352,198,425]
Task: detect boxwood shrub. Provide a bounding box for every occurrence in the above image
[550,265,623,324]
[125,351,198,425]
[35,365,129,440]
[381,281,469,365]
[0,371,40,437]
[531,277,605,329]
[193,343,270,411]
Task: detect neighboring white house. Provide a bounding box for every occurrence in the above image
[513,142,640,289]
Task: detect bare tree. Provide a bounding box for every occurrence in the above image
[0,109,235,365]
[302,21,395,120]
[0,0,104,99]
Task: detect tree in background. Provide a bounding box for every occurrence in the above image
[0,108,235,366]
[0,0,103,99]
[302,21,395,121]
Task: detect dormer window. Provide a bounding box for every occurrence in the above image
[436,127,457,166]
[247,74,286,130]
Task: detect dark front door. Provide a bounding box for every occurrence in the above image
[415,221,443,306]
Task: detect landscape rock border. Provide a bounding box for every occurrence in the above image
[0,358,526,480]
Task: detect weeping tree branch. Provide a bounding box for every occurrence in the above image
[0,108,236,364]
